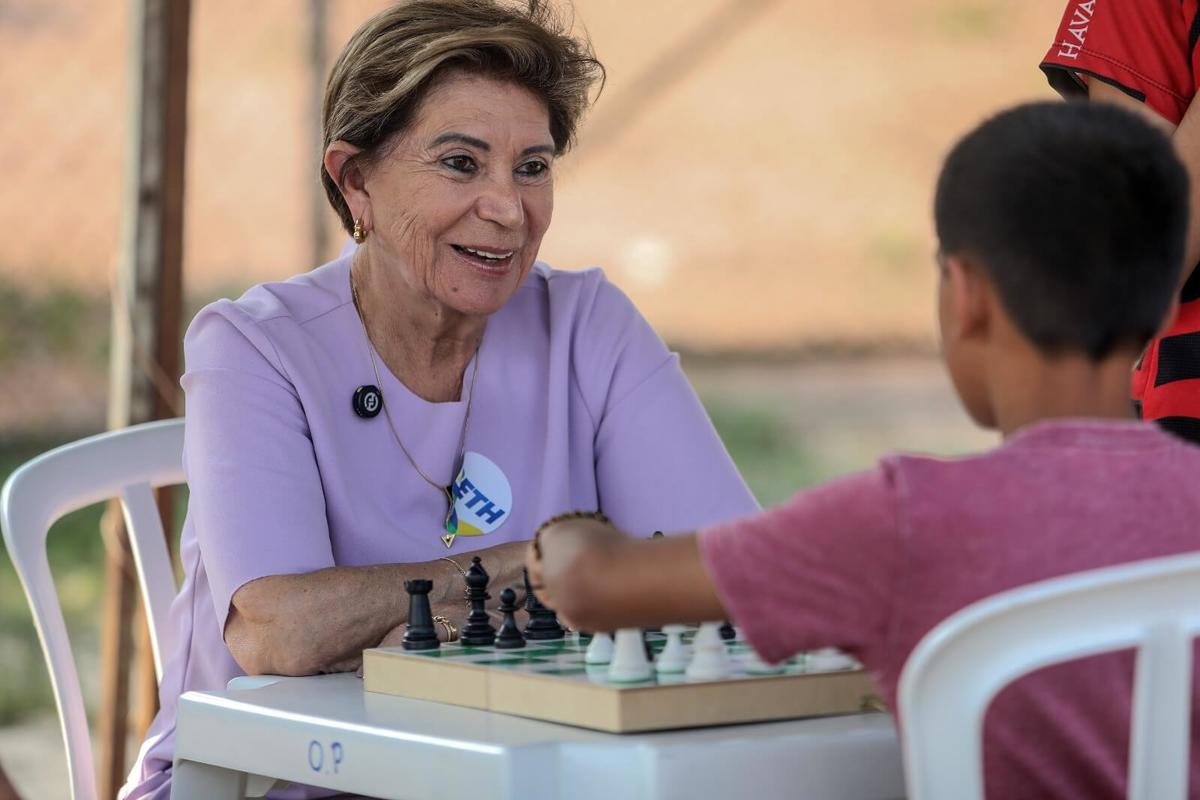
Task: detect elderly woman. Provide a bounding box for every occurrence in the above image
[121,1,757,797]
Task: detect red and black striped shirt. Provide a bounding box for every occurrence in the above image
[1042,0,1200,443]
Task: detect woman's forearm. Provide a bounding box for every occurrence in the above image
[226,560,452,675]
[226,540,530,675]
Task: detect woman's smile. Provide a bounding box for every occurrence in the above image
[449,243,519,276]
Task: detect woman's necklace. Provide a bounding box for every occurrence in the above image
[350,275,481,549]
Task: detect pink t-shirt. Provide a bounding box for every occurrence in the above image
[700,419,1200,799]
[121,256,758,799]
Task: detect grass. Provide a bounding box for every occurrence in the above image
[930,0,1005,39]
[705,401,818,506]
[0,278,109,367]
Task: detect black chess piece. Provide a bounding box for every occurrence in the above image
[459,556,497,646]
[523,568,565,640]
[646,533,665,633]
[402,579,439,651]
[494,587,526,649]
[719,621,736,641]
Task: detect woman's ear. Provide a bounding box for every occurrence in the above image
[324,141,369,221]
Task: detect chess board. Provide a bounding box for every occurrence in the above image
[363,630,881,733]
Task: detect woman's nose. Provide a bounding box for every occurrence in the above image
[475,176,525,229]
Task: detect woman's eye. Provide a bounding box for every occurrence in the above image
[517,161,549,178]
[442,155,477,174]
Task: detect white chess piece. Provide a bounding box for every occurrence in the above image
[655,624,689,673]
[585,632,614,665]
[807,647,856,671]
[685,621,732,681]
[607,628,653,682]
[742,647,786,675]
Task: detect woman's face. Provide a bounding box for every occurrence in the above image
[361,73,556,317]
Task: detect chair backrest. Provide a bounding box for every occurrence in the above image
[898,552,1200,800]
[0,418,186,800]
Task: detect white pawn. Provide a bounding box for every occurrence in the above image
[808,647,856,671]
[607,628,653,682]
[655,624,689,674]
[685,622,732,681]
[585,632,614,665]
[742,648,786,675]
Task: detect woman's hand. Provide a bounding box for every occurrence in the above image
[376,599,471,647]
[447,540,530,603]
[357,597,530,676]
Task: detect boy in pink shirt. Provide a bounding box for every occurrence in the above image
[528,102,1200,798]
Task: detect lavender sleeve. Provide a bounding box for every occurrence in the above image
[181,303,336,633]
[573,275,760,533]
[697,466,902,664]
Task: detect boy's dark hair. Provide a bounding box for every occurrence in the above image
[935,101,1189,360]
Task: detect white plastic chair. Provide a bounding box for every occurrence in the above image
[0,418,186,800]
[899,551,1200,800]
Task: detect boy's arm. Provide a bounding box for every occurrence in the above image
[1091,80,1200,281]
[529,466,900,667]
[527,519,727,632]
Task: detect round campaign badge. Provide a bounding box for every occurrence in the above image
[352,385,383,418]
[447,452,512,537]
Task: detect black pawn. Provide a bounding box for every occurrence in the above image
[646,534,665,633]
[459,556,497,646]
[523,568,565,640]
[402,579,439,651]
[719,621,736,641]
[494,587,525,649]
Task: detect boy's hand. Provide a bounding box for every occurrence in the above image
[527,517,626,626]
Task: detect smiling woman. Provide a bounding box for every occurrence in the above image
[331,75,558,351]
[118,2,760,799]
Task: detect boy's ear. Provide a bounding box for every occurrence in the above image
[324,141,369,222]
[944,254,990,341]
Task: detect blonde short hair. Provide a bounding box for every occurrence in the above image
[321,0,604,234]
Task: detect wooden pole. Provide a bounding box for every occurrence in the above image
[309,0,329,265]
[101,0,190,795]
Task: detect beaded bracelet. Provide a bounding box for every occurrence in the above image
[532,510,610,559]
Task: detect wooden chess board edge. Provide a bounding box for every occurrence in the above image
[363,648,490,708]
[615,670,878,732]
[488,670,623,731]
[363,647,882,734]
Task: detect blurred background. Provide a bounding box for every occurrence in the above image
[0,0,1062,796]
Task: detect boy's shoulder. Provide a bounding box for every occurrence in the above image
[882,418,1200,517]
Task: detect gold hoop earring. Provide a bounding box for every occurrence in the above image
[352,217,366,244]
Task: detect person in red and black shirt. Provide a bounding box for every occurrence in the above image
[1042,1,1200,443]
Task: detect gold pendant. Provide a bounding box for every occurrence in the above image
[442,485,458,548]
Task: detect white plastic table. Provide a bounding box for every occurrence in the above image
[171,673,905,800]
